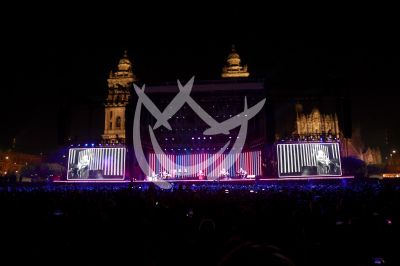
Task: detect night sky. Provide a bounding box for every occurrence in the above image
[1,7,399,156]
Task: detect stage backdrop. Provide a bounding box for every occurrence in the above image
[67,147,126,180]
[148,151,262,178]
[277,142,342,177]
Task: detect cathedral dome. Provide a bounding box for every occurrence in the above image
[227,50,240,59]
[227,46,241,66]
[117,50,132,71]
[221,45,249,78]
[108,50,136,88]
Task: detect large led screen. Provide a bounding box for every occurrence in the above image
[277,143,342,177]
[67,147,126,180]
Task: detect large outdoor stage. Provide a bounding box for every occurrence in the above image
[54,175,354,185]
[64,141,345,185]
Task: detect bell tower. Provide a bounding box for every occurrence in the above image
[102,50,136,144]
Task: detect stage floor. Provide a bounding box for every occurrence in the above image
[54,176,354,183]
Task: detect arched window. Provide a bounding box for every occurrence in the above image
[116,116,121,129]
[109,122,112,130]
[110,111,113,119]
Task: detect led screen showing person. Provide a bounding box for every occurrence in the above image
[277,143,342,177]
[67,148,126,180]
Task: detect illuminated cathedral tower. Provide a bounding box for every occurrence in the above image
[102,51,136,143]
[221,45,250,78]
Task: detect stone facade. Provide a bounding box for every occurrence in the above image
[102,51,135,143]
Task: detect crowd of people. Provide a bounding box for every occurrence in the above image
[1,179,399,265]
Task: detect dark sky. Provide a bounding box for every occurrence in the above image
[1,6,399,155]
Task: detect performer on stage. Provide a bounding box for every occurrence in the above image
[147,171,157,181]
[160,170,171,179]
[197,169,206,180]
[238,167,248,179]
[219,168,229,180]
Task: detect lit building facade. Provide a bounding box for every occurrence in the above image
[0,151,42,176]
[293,104,381,164]
[295,104,340,138]
[221,45,250,78]
[102,51,136,144]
